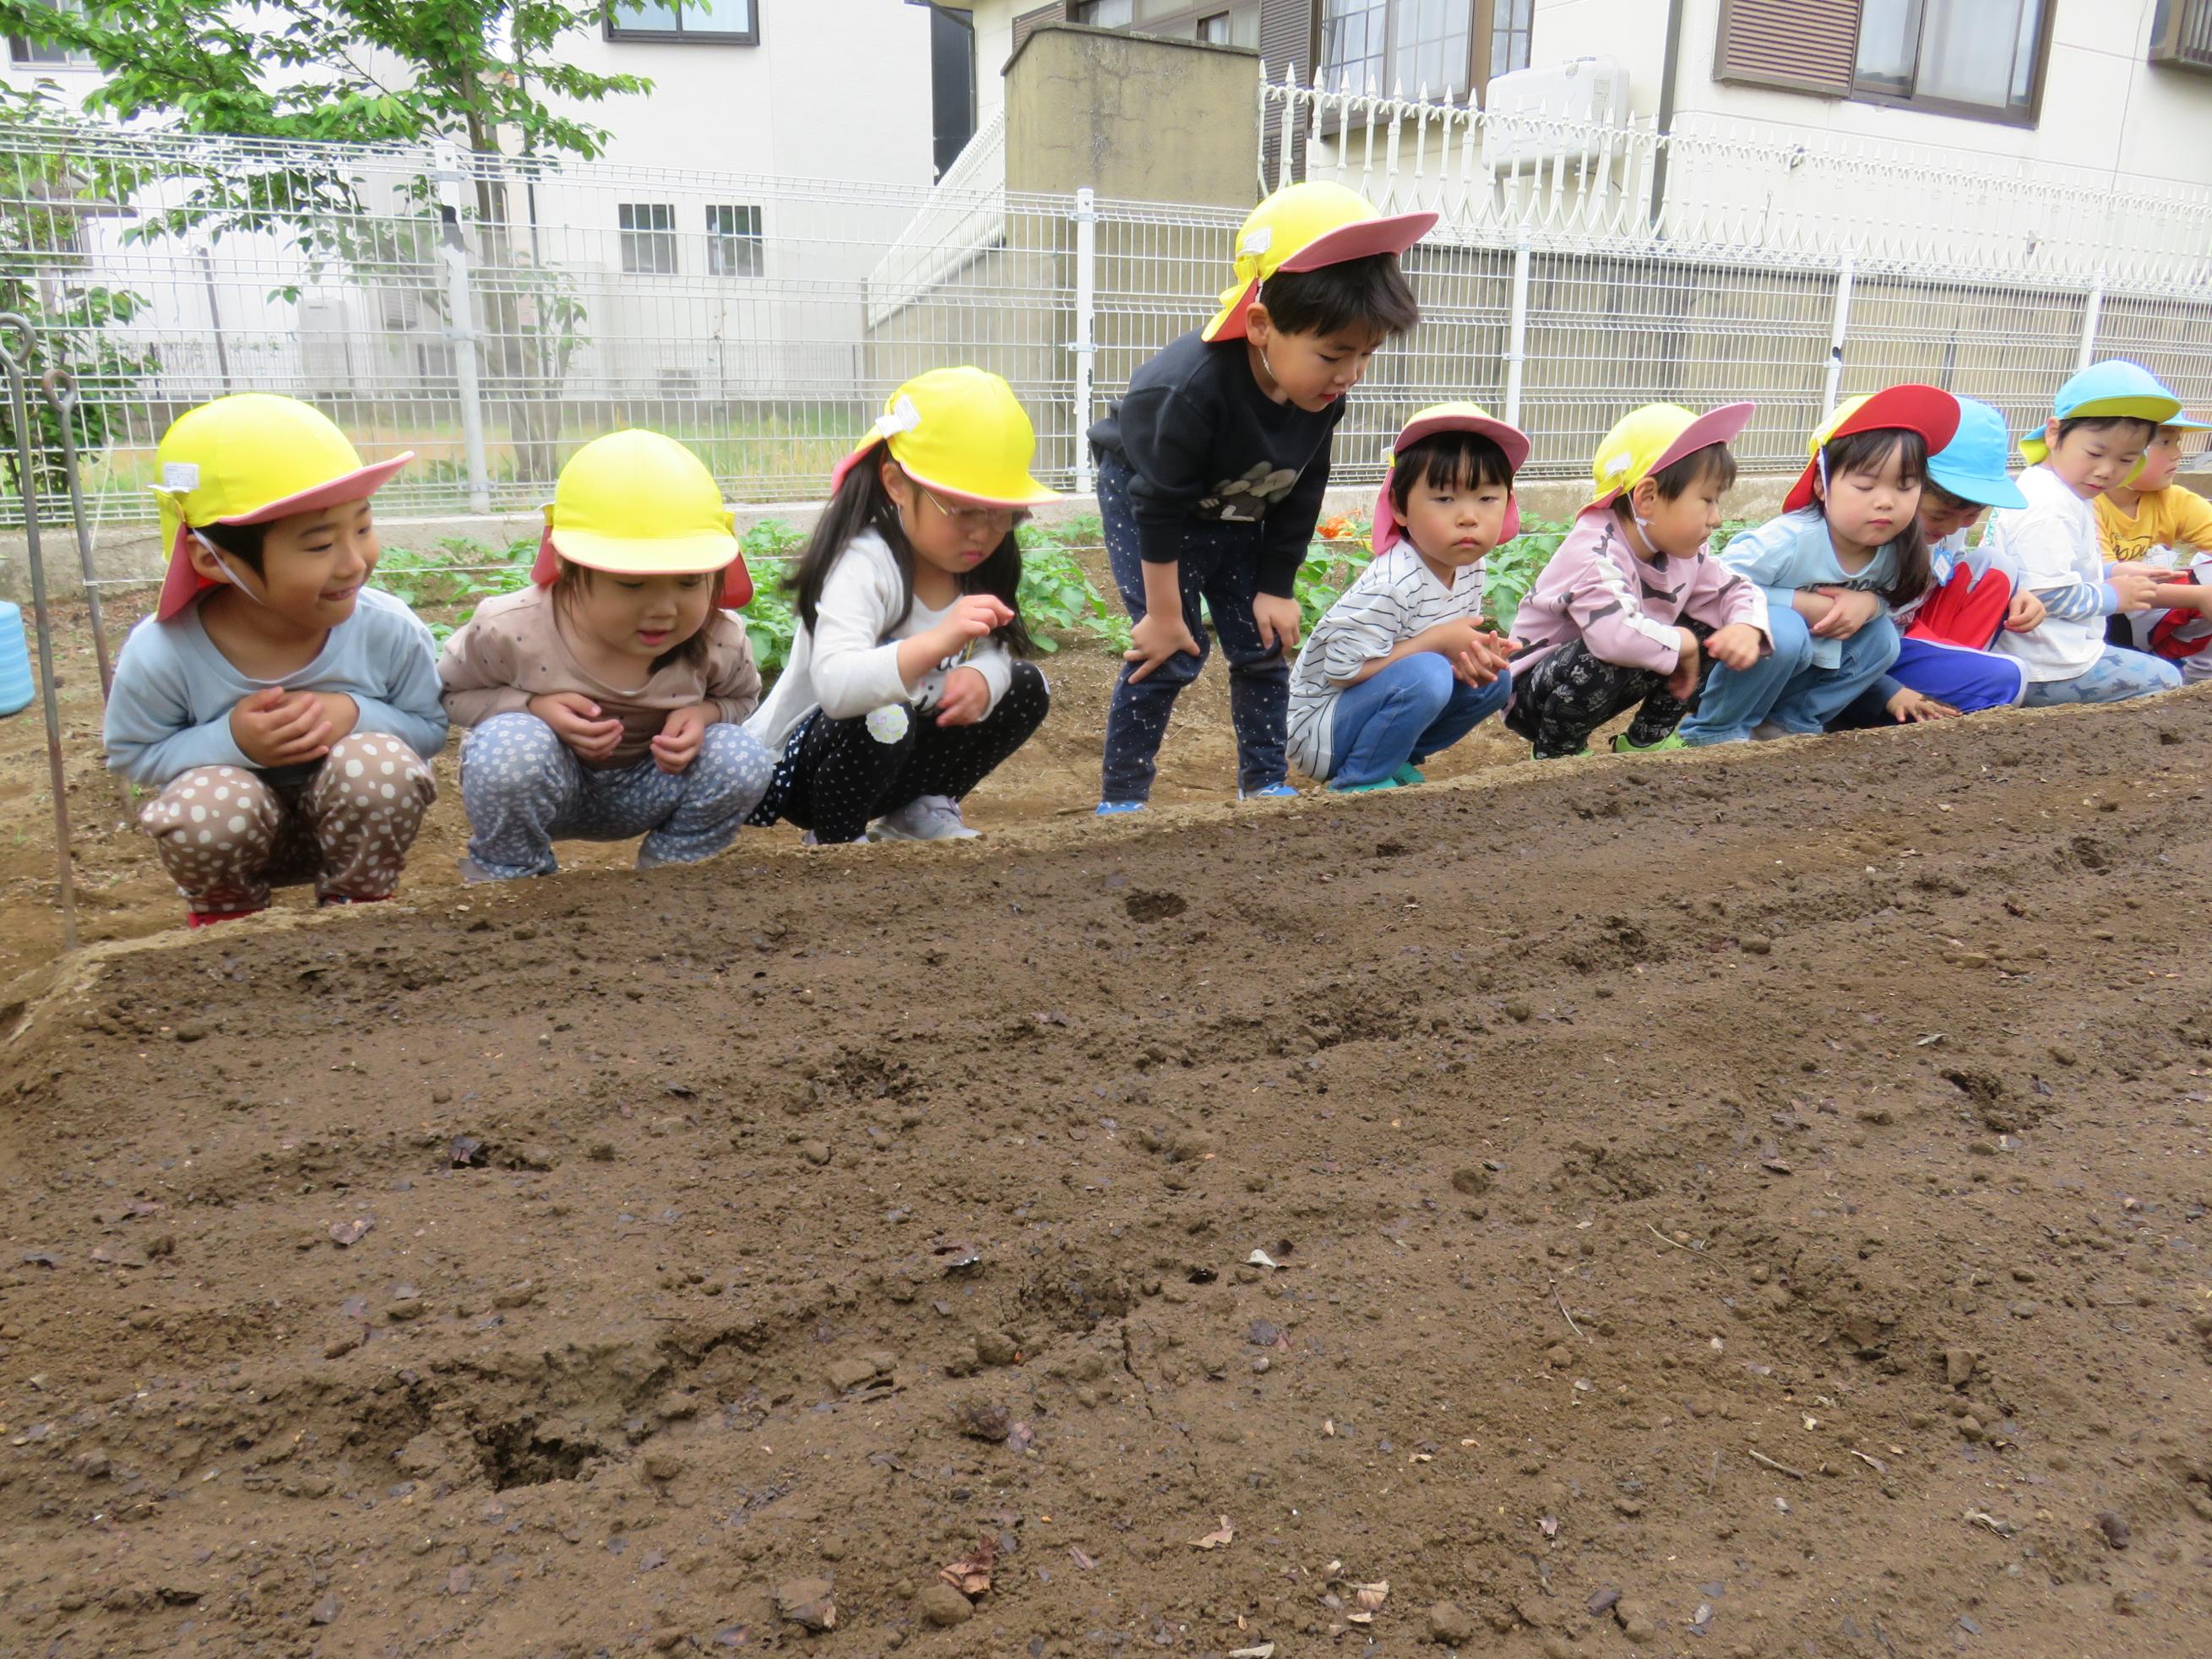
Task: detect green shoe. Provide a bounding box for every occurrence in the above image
[1331,776,1402,793]
[1389,762,1426,786]
[1612,732,1688,753]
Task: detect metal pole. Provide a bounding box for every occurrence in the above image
[198,248,232,393]
[1072,187,1097,498]
[2077,269,2105,373]
[1503,232,1531,427]
[1,314,79,949]
[1823,252,1856,415]
[38,368,114,699]
[434,140,493,516]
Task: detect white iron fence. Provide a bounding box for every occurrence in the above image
[3,99,2210,587]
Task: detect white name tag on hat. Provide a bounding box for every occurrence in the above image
[162,462,201,492]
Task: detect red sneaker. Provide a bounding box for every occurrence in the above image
[185,907,264,930]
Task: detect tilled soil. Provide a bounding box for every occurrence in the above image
[4,689,2212,1659]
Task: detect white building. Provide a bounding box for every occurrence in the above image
[963,0,2212,196]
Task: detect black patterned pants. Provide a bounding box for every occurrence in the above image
[1504,621,1715,759]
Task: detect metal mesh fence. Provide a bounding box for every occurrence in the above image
[4,117,2212,585]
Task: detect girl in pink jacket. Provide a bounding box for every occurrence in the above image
[1507,402,1771,758]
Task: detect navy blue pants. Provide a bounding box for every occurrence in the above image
[1098,453,1290,802]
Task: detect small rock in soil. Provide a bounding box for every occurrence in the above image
[954,1396,1012,1441]
[775,1577,837,1631]
[2097,1511,2131,1549]
[917,1582,974,1627]
[1427,1601,1476,1644]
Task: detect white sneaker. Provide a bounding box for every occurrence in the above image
[867,794,980,842]
[1749,721,1792,742]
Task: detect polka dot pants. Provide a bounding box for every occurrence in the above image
[458,710,773,880]
[139,732,435,919]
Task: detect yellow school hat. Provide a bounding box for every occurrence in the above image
[831,367,1059,508]
[1203,182,1438,344]
[531,430,751,607]
[1588,402,1754,510]
[149,393,411,620]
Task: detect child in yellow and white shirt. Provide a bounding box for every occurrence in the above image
[2095,416,2212,682]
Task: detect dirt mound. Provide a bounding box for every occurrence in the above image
[4,696,2212,1658]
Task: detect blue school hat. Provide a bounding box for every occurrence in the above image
[1926,398,2026,510]
[2020,360,2183,465]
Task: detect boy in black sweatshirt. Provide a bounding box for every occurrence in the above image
[1090,182,1434,811]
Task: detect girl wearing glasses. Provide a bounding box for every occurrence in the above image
[746,368,1057,844]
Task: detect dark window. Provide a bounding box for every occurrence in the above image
[2149,0,2212,73]
[926,2,978,178]
[619,203,678,275]
[606,0,759,46]
[8,0,90,66]
[706,204,763,277]
[1198,10,1233,42]
[1071,1,1134,21]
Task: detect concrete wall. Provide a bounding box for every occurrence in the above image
[1002,24,1260,203]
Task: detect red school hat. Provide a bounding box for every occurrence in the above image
[1783,385,1961,514]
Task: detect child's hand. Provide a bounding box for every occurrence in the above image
[1252,593,1302,655]
[1666,628,1703,700]
[1451,631,1516,688]
[1124,610,1203,683]
[927,595,1015,662]
[230,687,334,767]
[934,666,992,727]
[2003,590,2046,633]
[1885,687,1959,723]
[650,702,712,774]
[1704,623,1764,672]
[528,691,624,762]
[2110,561,2180,583]
[2110,569,2162,612]
[1811,587,1883,639]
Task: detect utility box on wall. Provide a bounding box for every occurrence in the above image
[1003,24,1260,205]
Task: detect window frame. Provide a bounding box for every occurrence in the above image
[1847,0,2055,128]
[1072,2,1260,48]
[604,0,761,47]
[8,0,93,68]
[617,202,680,276]
[1314,1,1528,104]
[705,203,764,279]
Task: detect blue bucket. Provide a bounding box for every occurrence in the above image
[0,600,34,718]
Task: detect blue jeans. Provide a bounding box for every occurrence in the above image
[2019,643,2182,707]
[1682,606,1899,744]
[1098,452,1290,802]
[1324,652,1509,786]
[459,711,773,879]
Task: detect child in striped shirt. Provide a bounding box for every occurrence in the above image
[1286,405,1519,791]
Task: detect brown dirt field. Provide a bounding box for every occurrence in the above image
[3,606,2212,1658]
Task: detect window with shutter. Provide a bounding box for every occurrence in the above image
[1013,3,1067,52]
[1713,0,1863,96]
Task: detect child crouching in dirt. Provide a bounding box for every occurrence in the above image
[438,431,774,880]
[1677,386,1960,744]
[104,394,445,928]
[1285,405,1521,790]
[1507,401,1769,758]
[743,367,1054,845]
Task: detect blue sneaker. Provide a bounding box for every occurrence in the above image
[1095,800,1147,816]
[1329,777,1400,794]
[1238,783,1300,800]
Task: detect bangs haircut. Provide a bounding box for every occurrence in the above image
[2056,414,2157,449]
[1921,478,1976,514]
[1645,441,1738,502]
[1256,253,1421,341]
[1389,429,1514,517]
[1813,426,1933,608]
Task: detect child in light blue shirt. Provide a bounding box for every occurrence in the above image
[1680,386,1959,744]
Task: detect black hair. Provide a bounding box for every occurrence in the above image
[1921,478,1976,515]
[1809,427,1932,607]
[1651,442,1738,501]
[551,556,720,675]
[1255,253,1421,341]
[788,448,1033,657]
[195,519,266,575]
[2054,414,2157,450]
[1389,430,1514,524]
